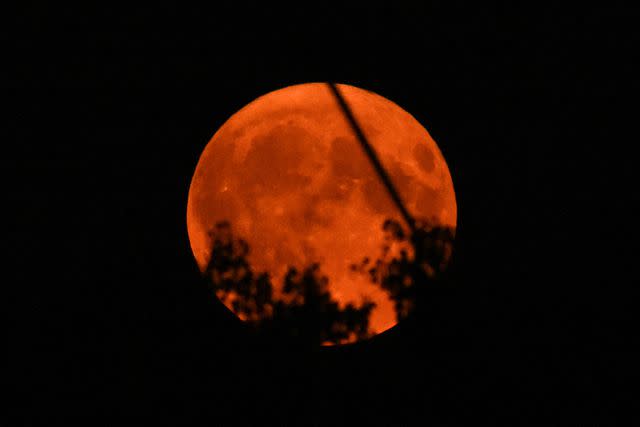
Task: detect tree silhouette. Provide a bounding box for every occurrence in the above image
[351,218,455,322]
[204,221,376,347]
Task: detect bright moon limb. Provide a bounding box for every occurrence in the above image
[187,83,457,344]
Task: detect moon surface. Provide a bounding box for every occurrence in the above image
[187,83,456,341]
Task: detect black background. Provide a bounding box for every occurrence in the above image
[8,3,637,424]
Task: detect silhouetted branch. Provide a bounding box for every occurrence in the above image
[327,83,416,232]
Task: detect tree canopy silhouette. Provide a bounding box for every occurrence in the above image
[350,218,455,322]
[203,221,376,347]
[203,217,453,346]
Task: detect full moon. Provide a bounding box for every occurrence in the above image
[187,83,456,343]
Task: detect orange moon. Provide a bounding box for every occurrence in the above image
[187,83,456,340]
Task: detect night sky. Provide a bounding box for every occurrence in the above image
[8,3,636,424]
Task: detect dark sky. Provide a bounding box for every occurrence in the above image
[8,3,636,424]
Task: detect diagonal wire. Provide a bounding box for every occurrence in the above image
[327,83,416,233]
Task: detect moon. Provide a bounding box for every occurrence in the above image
[187,83,456,342]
